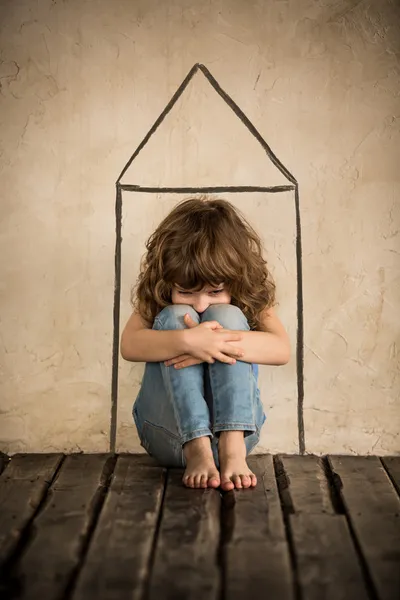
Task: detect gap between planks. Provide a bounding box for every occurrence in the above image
[0,454,399,600]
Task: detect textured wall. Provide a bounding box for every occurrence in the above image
[0,0,399,454]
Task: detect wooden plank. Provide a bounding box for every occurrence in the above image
[72,455,165,600]
[329,455,400,600]
[0,453,63,568]
[224,454,294,600]
[278,455,369,599]
[117,452,161,467]
[290,515,369,599]
[278,455,335,513]
[4,454,114,600]
[381,456,400,496]
[148,469,220,600]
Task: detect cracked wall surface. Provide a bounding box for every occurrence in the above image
[0,0,399,454]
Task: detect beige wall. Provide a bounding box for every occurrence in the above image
[0,0,399,455]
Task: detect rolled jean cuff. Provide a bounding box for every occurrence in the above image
[180,428,213,445]
[213,423,257,437]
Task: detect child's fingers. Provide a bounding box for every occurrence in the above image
[221,332,243,342]
[183,314,199,328]
[203,320,222,330]
[214,352,237,365]
[223,345,244,358]
[174,357,204,369]
[165,354,190,366]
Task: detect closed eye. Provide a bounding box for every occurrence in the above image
[177,289,224,296]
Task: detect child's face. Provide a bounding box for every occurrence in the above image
[171,283,231,314]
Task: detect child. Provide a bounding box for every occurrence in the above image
[121,197,290,491]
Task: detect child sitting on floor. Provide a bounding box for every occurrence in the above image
[121,197,290,490]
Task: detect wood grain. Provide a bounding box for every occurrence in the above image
[224,454,294,600]
[5,454,114,600]
[279,455,368,599]
[148,469,221,600]
[0,453,63,569]
[72,455,165,600]
[329,455,400,600]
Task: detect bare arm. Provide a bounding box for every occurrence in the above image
[223,306,290,366]
[120,312,188,362]
[120,311,244,364]
[164,307,291,369]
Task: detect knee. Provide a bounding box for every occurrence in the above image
[153,304,199,330]
[201,304,250,330]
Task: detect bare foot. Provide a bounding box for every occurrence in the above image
[218,431,257,491]
[182,436,220,489]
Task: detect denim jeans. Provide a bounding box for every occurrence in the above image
[132,304,266,468]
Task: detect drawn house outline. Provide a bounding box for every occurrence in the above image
[113,63,304,453]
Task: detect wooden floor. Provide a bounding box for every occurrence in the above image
[0,453,399,600]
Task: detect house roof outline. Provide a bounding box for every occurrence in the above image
[116,63,298,189]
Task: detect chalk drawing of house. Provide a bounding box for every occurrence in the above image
[112,63,304,453]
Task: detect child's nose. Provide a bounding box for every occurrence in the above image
[194,301,209,314]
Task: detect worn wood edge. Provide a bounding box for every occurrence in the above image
[326,455,386,599]
[72,456,166,600]
[0,453,65,573]
[381,456,400,497]
[278,454,336,514]
[222,455,295,600]
[290,513,369,599]
[328,454,400,513]
[116,452,161,467]
[234,454,289,541]
[62,454,118,599]
[148,468,221,600]
[273,456,363,598]
[2,454,116,599]
[0,453,65,481]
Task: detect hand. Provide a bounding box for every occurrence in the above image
[164,353,203,369]
[164,313,244,369]
[181,312,244,365]
[164,314,213,369]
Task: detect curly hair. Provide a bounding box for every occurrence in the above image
[132,197,276,331]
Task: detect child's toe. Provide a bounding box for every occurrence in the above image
[233,475,242,489]
[208,475,220,488]
[184,475,194,488]
[194,474,202,488]
[200,474,208,488]
[241,474,251,488]
[221,477,234,491]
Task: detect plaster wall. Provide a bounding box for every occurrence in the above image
[0,0,399,454]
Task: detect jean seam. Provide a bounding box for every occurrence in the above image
[214,422,256,428]
[180,429,214,445]
[159,361,186,438]
[143,419,181,441]
[142,421,185,467]
[181,427,213,434]
[251,367,256,426]
[209,361,256,430]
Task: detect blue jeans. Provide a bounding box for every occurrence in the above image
[132,304,266,468]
